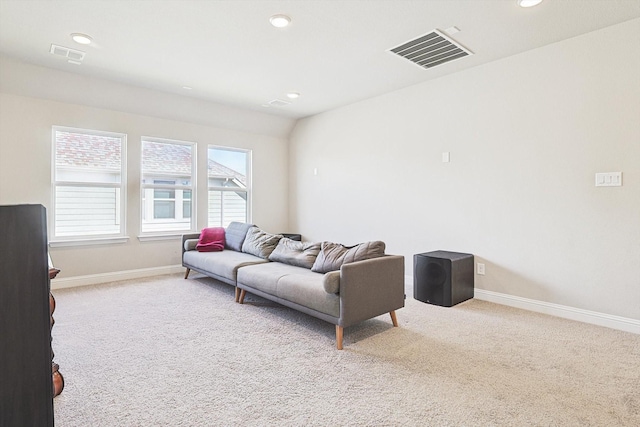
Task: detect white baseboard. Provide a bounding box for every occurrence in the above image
[55,270,639,335]
[51,265,184,290]
[473,289,639,335]
[404,275,639,335]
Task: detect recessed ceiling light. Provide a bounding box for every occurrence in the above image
[71,33,92,45]
[286,92,300,99]
[517,0,543,7]
[182,86,193,90]
[270,14,291,28]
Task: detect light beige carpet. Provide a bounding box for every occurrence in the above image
[51,274,639,426]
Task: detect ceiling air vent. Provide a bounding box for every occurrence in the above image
[389,29,473,69]
[268,99,291,107]
[50,44,86,62]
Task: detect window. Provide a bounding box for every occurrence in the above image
[208,146,251,227]
[141,138,196,234]
[52,127,126,241]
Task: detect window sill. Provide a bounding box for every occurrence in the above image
[137,234,187,242]
[49,236,130,248]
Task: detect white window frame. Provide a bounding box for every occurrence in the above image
[50,126,128,247]
[207,145,252,227]
[140,137,197,239]
[142,181,192,222]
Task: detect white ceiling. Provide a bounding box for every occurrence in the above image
[1,0,639,119]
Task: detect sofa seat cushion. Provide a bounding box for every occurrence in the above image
[237,262,299,295]
[183,249,267,282]
[238,263,339,317]
[277,273,340,317]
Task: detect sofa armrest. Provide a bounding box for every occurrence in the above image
[181,233,200,255]
[338,255,405,328]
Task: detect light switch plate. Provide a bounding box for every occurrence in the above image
[595,172,622,187]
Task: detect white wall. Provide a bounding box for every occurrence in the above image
[0,59,293,279]
[289,19,640,320]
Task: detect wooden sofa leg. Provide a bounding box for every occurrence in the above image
[235,287,240,303]
[184,268,190,279]
[336,325,343,350]
[390,311,398,327]
[238,289,246,304]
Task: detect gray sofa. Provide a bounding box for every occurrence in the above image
[182,222,405,349]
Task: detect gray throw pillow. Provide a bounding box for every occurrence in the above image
[311,241,386,273]
[224,222,254,251]
[322,271,341,294]
[268,238,321,269]
[241,227,283,259]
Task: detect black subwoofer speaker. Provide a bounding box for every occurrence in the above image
[414,251,474,307]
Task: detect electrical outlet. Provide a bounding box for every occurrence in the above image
[477,263,485,275]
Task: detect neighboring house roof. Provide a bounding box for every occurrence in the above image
[211,162,246,186]
[141,140,192,176]
[55,131,246,185]
[55,131,121,171]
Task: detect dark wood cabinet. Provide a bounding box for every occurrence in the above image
[49,267,64,398]
[0,204,55,427]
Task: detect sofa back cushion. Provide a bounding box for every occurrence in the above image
[268,238,321,269]
[225,222,254,251]
[311,241,386,273]
[242,227,283,259]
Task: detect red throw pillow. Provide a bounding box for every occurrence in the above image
[196,227,225,252]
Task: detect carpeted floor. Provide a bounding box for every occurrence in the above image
[51,273,640,426]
